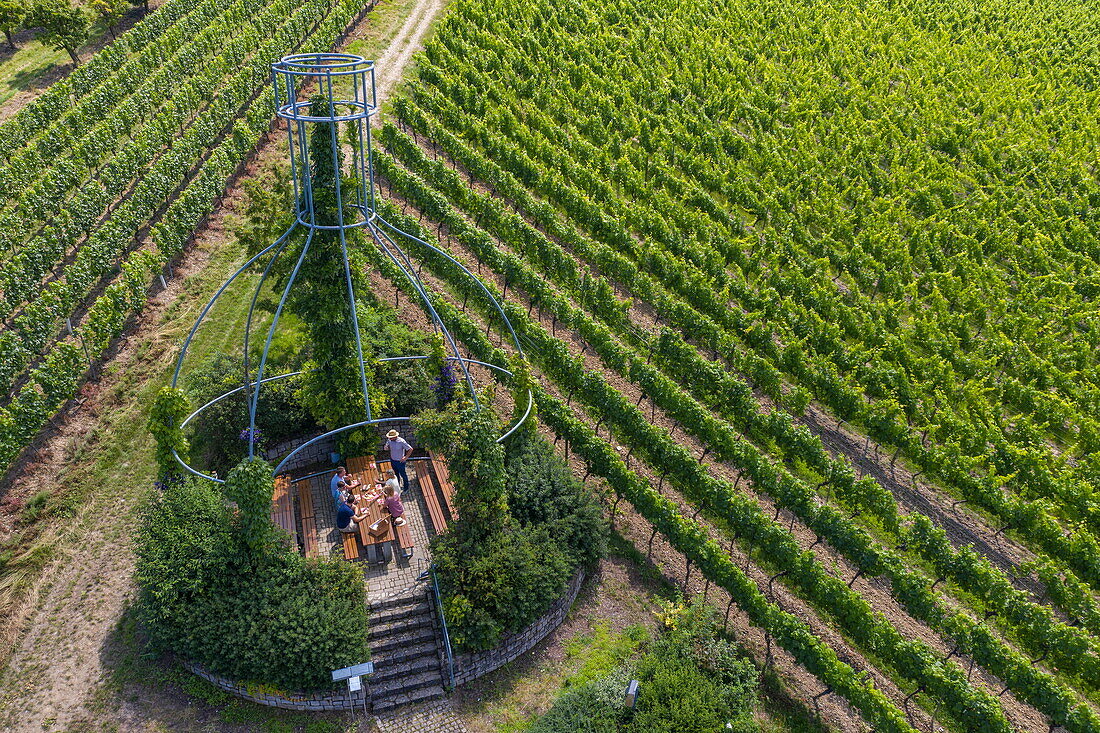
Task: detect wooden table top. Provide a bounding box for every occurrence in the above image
[344,460,395,546]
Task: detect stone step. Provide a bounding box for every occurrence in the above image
[371,670,444,700]
[371,655,441,684]
[371,683,446,713]
[369,592,430,614]
[371,602,434,627]
[370,626,437,655]
[371,640,440,667]
[369,614,435,642]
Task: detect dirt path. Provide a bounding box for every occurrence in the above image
[372,0,445,107]
[0,0,450,729]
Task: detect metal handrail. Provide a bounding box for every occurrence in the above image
[429,564,456,690]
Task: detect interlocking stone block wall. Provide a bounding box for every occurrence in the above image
[451,569,586,686]
[182,660,369,712]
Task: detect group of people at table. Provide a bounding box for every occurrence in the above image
[330,429,413,535]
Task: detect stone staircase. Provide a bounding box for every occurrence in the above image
[367,589,448,712]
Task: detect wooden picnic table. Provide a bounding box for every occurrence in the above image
[345,457,413,555]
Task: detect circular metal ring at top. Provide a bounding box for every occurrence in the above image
[273,52,376,75]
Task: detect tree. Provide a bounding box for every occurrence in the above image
[0,0,24,50]
[88,0,126,38]
[27,0,87,66]
[279,95,384,451]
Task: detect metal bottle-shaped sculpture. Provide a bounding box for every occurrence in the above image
[170,54,530,483]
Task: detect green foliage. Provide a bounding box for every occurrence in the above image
[532,603,759,733]
[135,478,369,691]
[419,403,595,650]
[223,457,276,554]
[414,396,509,541]
[27,0,88,65]
[236,167,294,257]
[88,0,126,37]
[435,523,571,651]
[149,387,190,483]
[505,430,605,567]
[277,95,384,445]
[531,667,630,733]
[415,391,510,539]
[0,0,368,477]
[184,352,315,477]
[357,304,434,418]
[370,206,916,732]
[0,0,24,48]
[629,602,759,733]
[505,352,538,443]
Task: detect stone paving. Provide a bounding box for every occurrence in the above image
[371,698,469,733]
[300,457,440,602]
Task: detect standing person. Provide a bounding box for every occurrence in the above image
[384,429,413,493]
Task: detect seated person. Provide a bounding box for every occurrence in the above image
[331,468,346,506]
[336,497,369,534]
[382,469,401,498]
[382,484,406,526]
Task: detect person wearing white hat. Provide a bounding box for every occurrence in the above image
[384,429,413,492]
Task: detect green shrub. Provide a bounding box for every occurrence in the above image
[417,399,584,650]
[357,305,434,418]
[415,396,510,541]
[531,601,759,733]
[184,353,315,476]
[434,524,572,650]
[531,666,631,733]
[135,478,368,691]
[506,431,606,567]
[149,386,190,482]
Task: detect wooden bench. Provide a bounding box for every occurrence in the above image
[416,458,451,535]
[271,475,297,547]
[342,531,361,561]
[296,478,319,559]
[429,452,458,521]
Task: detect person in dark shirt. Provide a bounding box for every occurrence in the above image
[336,498,368,533]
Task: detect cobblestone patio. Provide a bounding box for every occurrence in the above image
[297,458,440,602]
[372,698,469,733]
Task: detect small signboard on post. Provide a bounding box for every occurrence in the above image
[332,661,374,682]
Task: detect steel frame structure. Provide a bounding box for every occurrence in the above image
[170,53,531,484]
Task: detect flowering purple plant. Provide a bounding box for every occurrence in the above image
[153,474,185,491]
[430,362,457,407]
[239,427,263,444]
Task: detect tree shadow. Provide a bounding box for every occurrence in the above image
[95,600,353,731]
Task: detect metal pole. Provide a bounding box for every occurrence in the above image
[249,229,316,456]
[326,70,373,423]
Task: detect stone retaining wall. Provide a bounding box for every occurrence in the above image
[263,419,420,475]
[452,569,586,686]
[183,568,586,710]
[182,660,368,712]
